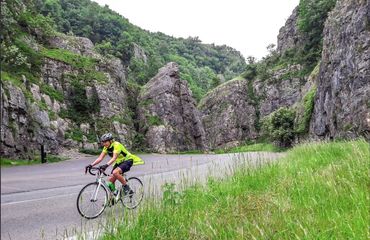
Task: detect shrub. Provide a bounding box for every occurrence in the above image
[262,107,296,148]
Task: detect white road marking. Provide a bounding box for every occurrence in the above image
[1,193,77,206]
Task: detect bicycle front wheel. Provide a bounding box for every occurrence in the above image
[121,177,144,209]
[77,182,108,219]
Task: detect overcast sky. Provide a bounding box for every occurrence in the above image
[93,0,299,60]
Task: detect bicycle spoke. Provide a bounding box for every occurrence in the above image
[77,182,108,219]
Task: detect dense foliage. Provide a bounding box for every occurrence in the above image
[33,0,246,100]
[297,0,337,67]
[262,107,296,148]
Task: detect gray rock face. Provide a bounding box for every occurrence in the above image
[311,0,370,139]
[1,34,133,158]
[199,64,308,149]
[137,62,207,153]
[277,7,303,53]
[132,43,148,63]
[1,82,58,159]
[1,83,29,158]
[48,35,99,58]
[255,65,305,118]
[199,79,258,149]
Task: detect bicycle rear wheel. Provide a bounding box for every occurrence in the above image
[77,182,108,219]
[121,177,144,209]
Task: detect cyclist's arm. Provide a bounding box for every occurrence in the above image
[106,152,118,166]
[91,152,106,166]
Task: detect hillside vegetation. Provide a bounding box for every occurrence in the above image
[1,0,245,101]
[102,140,369,239]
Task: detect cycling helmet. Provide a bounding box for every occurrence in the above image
[100,133,113,142]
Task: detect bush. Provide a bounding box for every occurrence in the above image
[262,107,296,148]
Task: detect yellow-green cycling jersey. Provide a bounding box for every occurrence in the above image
[102,141,144,165]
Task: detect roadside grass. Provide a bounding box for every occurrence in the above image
[1,155,69,167]
[101,140,369,239]
[171,143,283,155]
[79,148,102,155]
[215,142,283,154]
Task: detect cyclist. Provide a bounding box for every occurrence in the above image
[85,133,144,195]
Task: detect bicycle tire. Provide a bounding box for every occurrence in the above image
[120,177,144,209]
[77,182,108,219]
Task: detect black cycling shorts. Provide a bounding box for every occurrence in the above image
[112,160,133,173]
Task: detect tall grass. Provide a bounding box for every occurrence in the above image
[101,140,369,239]
[215,142,282,154]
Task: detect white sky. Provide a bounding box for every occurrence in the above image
[93,0,299,60]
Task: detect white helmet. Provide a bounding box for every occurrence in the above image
[100,133,113,142]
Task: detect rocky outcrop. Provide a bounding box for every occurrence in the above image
[137,62,207,153]
[277,7,303,53]
[132,43,148,63]
[48,35,99,58]
[199,64,308,149]
[43,38,134,141]
[311,0,370,139]
[254,64,306,118]
[1,81,59,159]
[1,35,135,158]
[199,79,258,149]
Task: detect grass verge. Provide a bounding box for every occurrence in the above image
[1,155,68,167]
[215,142,283,154]
[101,140,369,239]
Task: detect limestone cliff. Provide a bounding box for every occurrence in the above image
[311,0,370,139]
[137,62,207,153]
[1,34,135,158]
[198,79,258,149]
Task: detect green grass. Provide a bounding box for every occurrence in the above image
[147,115,163,126]
[1,155,68,167]
[40,84,64,102]
[172,150,205,154]
[42,48,96,69]
[101,140,369,239]
[215,142,282,154]
[79,148,102,155]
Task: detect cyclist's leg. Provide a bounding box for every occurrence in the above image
[108,164,118,185]
[108,175,116,183]
[112,160,133,186]
[112,166,126,185]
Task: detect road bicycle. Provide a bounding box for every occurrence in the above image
[77,166,144,219]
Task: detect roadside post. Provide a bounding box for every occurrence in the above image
[41,145,47,163]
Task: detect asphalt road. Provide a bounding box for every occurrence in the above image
[1,152,283,240]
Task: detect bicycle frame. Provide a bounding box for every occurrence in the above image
[91,174,110,202]
[90,168,127,202]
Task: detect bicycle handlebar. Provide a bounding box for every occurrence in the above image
[86,166,108,176]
